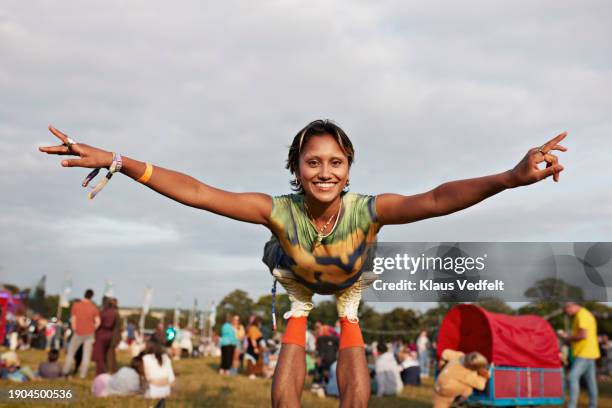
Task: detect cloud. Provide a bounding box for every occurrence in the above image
[1,0,610,309]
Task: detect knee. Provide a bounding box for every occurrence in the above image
[567,369,580,383]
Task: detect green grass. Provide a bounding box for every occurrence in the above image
[1,348,610,407]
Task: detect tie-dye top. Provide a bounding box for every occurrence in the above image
[266,193,380,295]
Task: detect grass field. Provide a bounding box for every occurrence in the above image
[1,348,610,407]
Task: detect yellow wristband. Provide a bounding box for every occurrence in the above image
[137,162,153,184]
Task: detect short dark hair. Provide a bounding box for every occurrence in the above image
[376,341,388,354]
[287,119,354,194]
[84,289,94,299]
[48,349,59,362]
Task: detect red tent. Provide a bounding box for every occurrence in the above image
[437,304,561,368]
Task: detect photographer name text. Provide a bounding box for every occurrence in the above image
[372,279,505,292]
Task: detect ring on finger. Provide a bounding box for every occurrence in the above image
[537,144,547,155]
[64,136,78,148]
[64,136,78,151]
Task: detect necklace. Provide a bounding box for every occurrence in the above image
[304,199,342,242]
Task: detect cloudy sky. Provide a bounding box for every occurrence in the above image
[1,1,610,311]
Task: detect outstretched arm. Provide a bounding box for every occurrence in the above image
[377,132,567,226]
[39,126,272,225]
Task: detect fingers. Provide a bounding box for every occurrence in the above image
[48,125,70,144]
[536,153,560,181]
[542,131,567,150]
[61,158,85,167]
[38,145,73,155]
[547,153,560,182]
[538,163,564,182]
[536,152,558,165]
[548,144,568,152]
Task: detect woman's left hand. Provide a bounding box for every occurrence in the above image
[509,132,568,187]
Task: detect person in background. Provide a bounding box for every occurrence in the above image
[126,321,136,345]
[232,315,245,374]
[38,349,62,379]
[17,315,31,350]
[142,341,175,399]
[45,319,56,351]
[0,351,36,382]
[399,348,420,386]
[179,325,193,358]
[245,316,264,379]
[263,339,281,379]
[416,331,430,378]
[51,318,65,351]
[374,342,403,397]
[30,314,46,350]
[219,316,238,376]
[325,361,340,397]
[8,325,19,351]
[314,324,339,386]
[92,353,145,397]
[92,296,118,375]
[305,327,316,354]
[560,302,599,408]
[105,297,121,373]
[63,289,100,378]
[171,325,182,360]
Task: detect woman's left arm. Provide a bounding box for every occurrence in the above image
[377,132,567,226]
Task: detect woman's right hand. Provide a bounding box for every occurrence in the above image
[39,125,113,169]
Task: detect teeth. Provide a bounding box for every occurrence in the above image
[315,183,335,188]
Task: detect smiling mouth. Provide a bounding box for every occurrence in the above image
[313,182,338,190]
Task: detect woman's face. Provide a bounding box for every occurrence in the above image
[298,133,350,204]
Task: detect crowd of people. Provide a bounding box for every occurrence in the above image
[2,290,612,406]
[212,313,437,399]
[1,289,176,401]
[205,304,612,406]
[218,315,281,379]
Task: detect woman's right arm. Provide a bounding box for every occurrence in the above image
[39,126,272,225]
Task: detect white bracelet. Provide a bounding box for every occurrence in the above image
[85,152,122,199]
[109,152,122,174]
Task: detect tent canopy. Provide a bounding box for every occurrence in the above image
[437,304,561,368]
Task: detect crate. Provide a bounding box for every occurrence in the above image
[470,366,564,406]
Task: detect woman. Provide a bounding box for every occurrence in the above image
[105,298,121,373]
[245,316,264,379]
[219,315,238,375]
[40,120,567,407]
[92,296,118,375]
[399,348,421,386]
[142,341,175,399]
[416,331,430,378]
[231,315,246,374]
